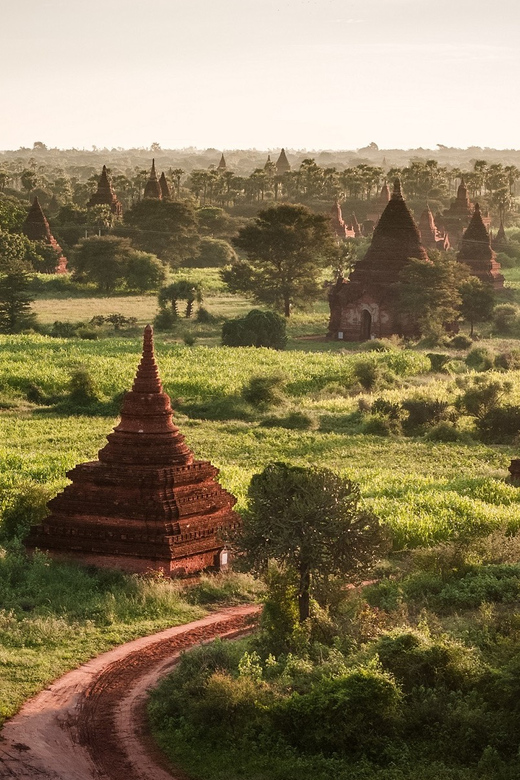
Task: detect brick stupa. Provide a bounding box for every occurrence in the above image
[328,179,429,340]
[144,159,162,199]
[23,196,67,273]
[276,148,291,174]
[457,203,504,289]
[419,205,450,250]
[26,326,240,575]
[331,202,354,239]
[159,172,171,199]
[87,165,123,217]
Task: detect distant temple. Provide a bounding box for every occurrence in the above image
[276,148,291,174]
[457,203,504,289]
[23,196,67,273]
[330,202,355,239]
[366,181,391,228]
[264,154,272,169]
[438,177,490,247]
[217,153,227,171]
[328,179,429,341]
[347,213,362,238]
[492,220,508,251]
[418,205,450,250]
[143,159,162,200]
[159,172,171,199]
[26,326,240,576]
[87,165,123,217]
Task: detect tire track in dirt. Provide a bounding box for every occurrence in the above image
[0,605,259,780]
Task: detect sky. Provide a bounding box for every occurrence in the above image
[1,0,519,151]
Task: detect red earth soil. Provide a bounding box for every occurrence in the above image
[0,604,259,779]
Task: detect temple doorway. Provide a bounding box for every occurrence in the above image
[360,309,372,340]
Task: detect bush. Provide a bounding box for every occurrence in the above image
[493,304,519,335]
[362,415,398,436]
[222,309,287,350]
[68,368,100,406]
[124,250,166,292]
[196,306,216,323]
[424,422,464,442]
[0,484,51,541]
[456,378,511,419]
[352,357,384,391]
[188,237,238,268]
[494,350,520,371]
[360,339,396,352]
[153,307,178,331]
[261,411,317,430]
[241,374,286,407]
[465,346,494,371]
[48,320,82,338]
[477,405,520,443]
[402,398,455,433]
[426,353,450,372]
[448,334,473,349]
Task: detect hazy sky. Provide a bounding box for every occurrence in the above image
[2,0,519,151]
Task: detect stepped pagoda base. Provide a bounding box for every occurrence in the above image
[26,326,239,577]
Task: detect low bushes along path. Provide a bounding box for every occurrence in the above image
[0,604,259,780]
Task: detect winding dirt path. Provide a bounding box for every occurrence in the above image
[0,604,259,780]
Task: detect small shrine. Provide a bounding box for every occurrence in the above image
[347,213,362,238]
[23,196,67,273]
[276,148,291,174]
[418,205,450,251]
[492,220,508,251]
[26,326,240,576]
[87,165,123,217]
[331,202,355,239]
[159,172,171,199]
[457,203,504,289]
[366,182,391,228]
[328,179,429,341]
[143,159,162,199]
[217,153,227,171]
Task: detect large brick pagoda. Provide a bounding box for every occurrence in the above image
[457,203,504,289]
[23,196,67,273]
[87,165,123,217]
[26,326,240,576]
[143,159,162,199]
[328,179,429,341]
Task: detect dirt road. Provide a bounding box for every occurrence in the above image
[0,604,259,780]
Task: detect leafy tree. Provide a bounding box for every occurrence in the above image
[226,204,336,317]
[70,235,132,292]
[222,309,287,349]
[158,280,203,318]
[396,253,468,339]
[123,199,199,266]
[190,237,237,267]
[124,250,166,292]
[235,462,387,622]
[0,230,34,270]
[0,195,27,232]
[0,266,36,333]
[459,277,495,337]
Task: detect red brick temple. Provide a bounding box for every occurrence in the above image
[492,220,508,251]
[438,177,490,246]
[347,213,362,238]
[26,326,240,576]
[328,179,429,341]
[331,202,355,239]
[457,203,504,289]
[276,148,291,174]
[159,172,171,199]
[87,165,123,217]
[418,205,450,251]
[144,159,163,200]
[23,196,68,273]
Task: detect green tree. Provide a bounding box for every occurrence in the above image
[70,235,132,292]
[191,237,237,267]
[459,277,495,337]
[123,199,199,266]
[125,250,166,292]
[226,204,336,317]
[396,253,468,340]
[158,280,203,318]
[235,462,387,622]
[0,266,36,333]
[222,309,287,349]
[0,196,27,232]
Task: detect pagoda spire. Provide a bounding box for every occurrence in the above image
[217,153,227,170]
[457,203,504,289]
[276,148,291,174]
[87,165,123,216]
[144,159,162,199]
[23,197,68,273]
[159,172,171,199]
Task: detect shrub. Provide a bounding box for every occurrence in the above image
[68,368,100,406]
[153,307,177,331]
[465,346,494,371]
[241,374,285,407]
[424,422,463,442]
[494,350,520,371]
[493,303,519,335]
[456,378,511,419]
[352,357,384,391]
[196,306,216,323]
[360,339,396,352]
[476,405,520,443]
[48,320,82,338]
[426,353,450,372]
[183,333,197,346]
[0,483,51,541]
[362,414,399,436]
[189,237,238,268]
[261,411,317,430]
[448,334,473,349]
[402,398,455,433]
[222,309,287,350]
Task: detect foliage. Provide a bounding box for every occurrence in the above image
[235,462,387,621]
[0,266,37,333]
[68,368,101,407]
[124,250,166,292]
[0,484,51,541]
[241,373,286,407]
[222,308,287,349]
[465,346,495,371]
[123,199,199,266]
[189,237,237,267]
[158,280,203,318]
[492,303,519,335]
[70,235,132,293]
[225,204,336,316]
[458,278,495,336]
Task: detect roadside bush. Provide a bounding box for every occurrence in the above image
[241,374,285,408]
[222,309,287,350]
[465,346,494,371]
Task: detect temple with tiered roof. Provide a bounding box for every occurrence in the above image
[143,159,163,200]
[328,179,429,341]
[418,205,450,251]
[457,203,504,289]
[87,165,123,217]
[276,148,291,174]
[26,326,240,575]
[159,172,171,199]
[23,196,67,273]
